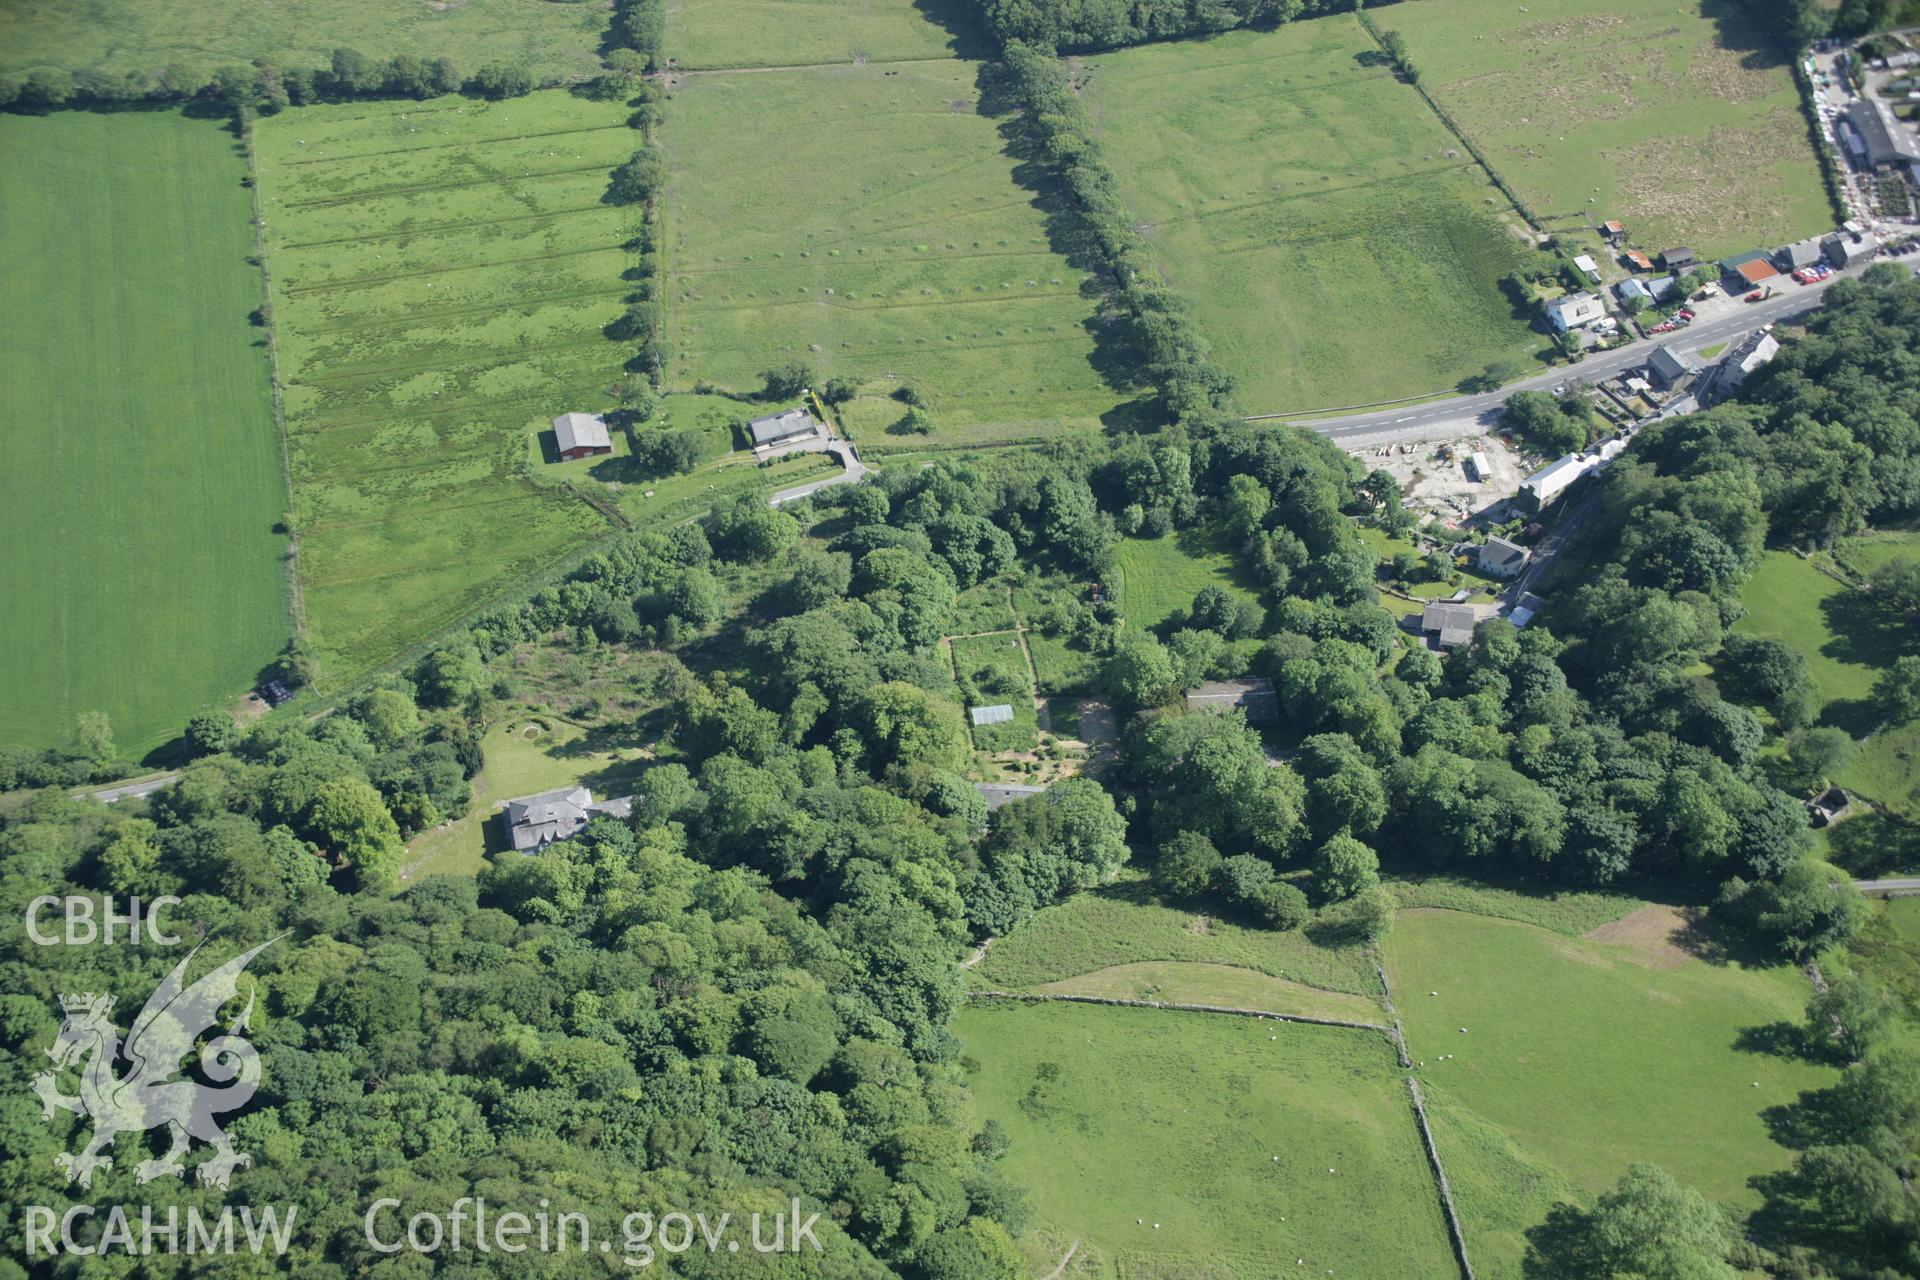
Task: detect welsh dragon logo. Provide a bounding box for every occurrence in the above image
[31,936,284,1190]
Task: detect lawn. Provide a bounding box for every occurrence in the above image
[958,1001,1456,1279]
[0,0,602,84]
[1084,19,1544,412]
[1111,529,1261,631]
[400,716,651,882]
[1387,910,1837,1277]
[252,92,637,684]
[949,631,1038,752]
[0,110,287,755]
[1384,0,1832,256]
[660,60,1139,442]
[969,880,1383,999]
[666,0,989,71]
[1734,551,1882,714]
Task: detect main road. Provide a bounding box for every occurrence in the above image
[1269,262,1895,447]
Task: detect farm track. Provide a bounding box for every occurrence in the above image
[285,242,633,296]
[282,162,615,210]
[296,283,632,335]
[283,205,619,250]
[281,123,633,167]
[291,333,613,385]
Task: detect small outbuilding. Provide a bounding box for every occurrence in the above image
[1420,602,1479,649]
[552,412,613,460]
[748,406,823,455]
[1186,678,1279,724]
[970,704,1015,727]
[1658,248,1695,271]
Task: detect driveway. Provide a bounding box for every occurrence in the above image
[78,772,180,804]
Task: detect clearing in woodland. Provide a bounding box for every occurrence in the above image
[958,1000,1456,1279]
[1387,909,1836,1278]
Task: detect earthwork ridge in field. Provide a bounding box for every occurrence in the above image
[252,94,641,684]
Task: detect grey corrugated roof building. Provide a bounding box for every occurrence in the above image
[1848,97,1920,167]
[748,407,820,448]
[502,786,633,852]
[553,412,612,456]
[1420,602,1478,649]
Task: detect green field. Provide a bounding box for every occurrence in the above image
[959,1001,1454,1278]
[661,60,1137,442]
[949,631,1037,751]
[1733,549,1919,806]
[0,111,287,754]
[253,93,636,684]
[666,0,988,70]
[0,0,602,84]
[1735,551,1882,711]
[1388,910,1837,1277]
[1385,0,1831,256]
[970,881,1382,998]
[1111,530,1261,631]
[1085,20,1543,411]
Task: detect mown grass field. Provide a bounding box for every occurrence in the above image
[0,0,602,83]
[0,110,287,754]
[1387,910,1837,1278]
[661,60,1137,442]
[970,880,1382,998]
[666,0,988,70]
[1384,0,1831,256]
[1111,530,1261,631]
[958,1001,1456,1279]
[949,631,1037,751]
[1733,549,1919,807]
[253,93,637,684]
[1084,19,1543,411]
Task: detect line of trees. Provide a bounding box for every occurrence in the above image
[976,0,1324,53]
[0,47,544,116]
[997,42,1236,422]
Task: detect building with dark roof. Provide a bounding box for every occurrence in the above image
[502,786,633,852]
